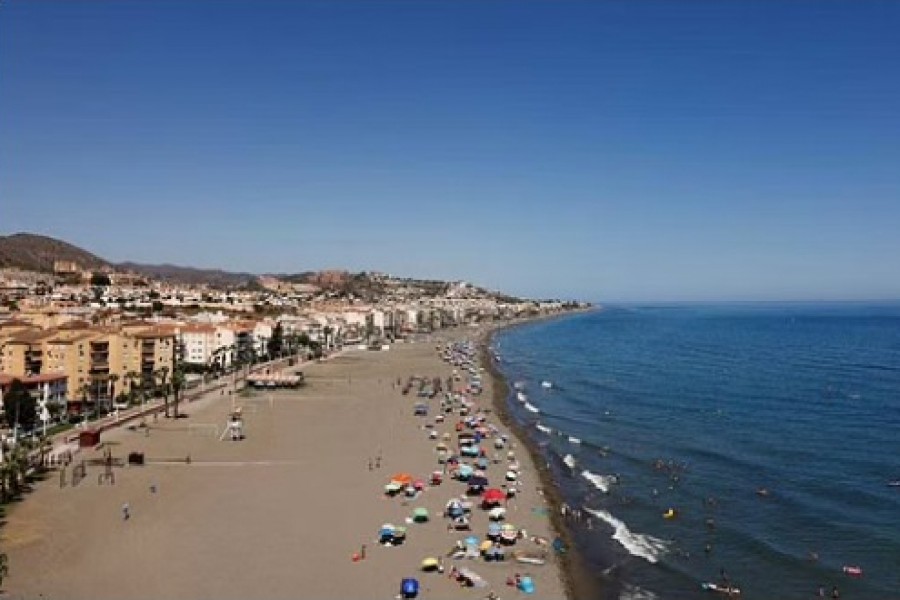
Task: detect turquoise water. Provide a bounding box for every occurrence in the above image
[493,304,900,599]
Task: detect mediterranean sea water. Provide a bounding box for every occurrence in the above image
[492,304,900,600]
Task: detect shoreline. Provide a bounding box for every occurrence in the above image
[477,309,600,600]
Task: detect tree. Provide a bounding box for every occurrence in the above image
[0,551,9,589]
[90,273,111,287]
[267,323,284,358]
[124,370,140,403]
[108,374,120,405]
[157,366,170,417]
[2,379,37,434]
[171,368,185,419]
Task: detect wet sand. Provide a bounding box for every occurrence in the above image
[2,329,567,599]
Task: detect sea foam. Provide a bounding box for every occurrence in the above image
[536,423,553,434]
[584,508,669,564]
[581,470,615,493]
[524,401,540,413]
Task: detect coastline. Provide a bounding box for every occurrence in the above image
[477,309,600,600]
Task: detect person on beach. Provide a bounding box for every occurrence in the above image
[122,503,130,521]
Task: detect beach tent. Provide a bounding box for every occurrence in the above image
[401,577,420,598]
[457,464,474,480]
[385,483,402,496]
[413,507,430,523]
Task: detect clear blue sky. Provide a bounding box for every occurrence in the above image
[2,1,899,301]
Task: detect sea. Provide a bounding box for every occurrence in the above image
[491,303,900,600]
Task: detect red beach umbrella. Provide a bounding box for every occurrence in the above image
[483,488,506,506]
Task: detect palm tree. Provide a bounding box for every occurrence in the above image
[0,552,9,590]
[171,368,185,419]
[124,370,140,404]
[37,435,52,472]
[108,373,120,406]
[157,366,170,418]
[76,383,91,422]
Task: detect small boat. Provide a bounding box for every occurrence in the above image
[843,565,863,577]
[562,454,576,469]
[541,381,552,389]
[568,436,581,445]
[701,582,741,595]
[663,508,677,519]
[888,480,900,487]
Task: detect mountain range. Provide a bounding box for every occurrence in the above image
[0,233,259,287]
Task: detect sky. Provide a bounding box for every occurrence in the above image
[2,1,899,302]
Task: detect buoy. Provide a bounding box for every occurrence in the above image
[663,509,677,519]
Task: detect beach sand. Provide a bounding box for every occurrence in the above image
[2,328,568,599]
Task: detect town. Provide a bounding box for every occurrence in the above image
[0,238,586,443]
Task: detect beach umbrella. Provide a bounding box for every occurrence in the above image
[391,473,414,486]
[483,488,506,505]
[468,476,489,489]
[414,479,425,490]
[421,557,440,572]
[401,577,420,599]
[487,522,502,538]
[479,540,493,552]
[458,464,474,479]
[505,470,518,481]
[476,457,490,469]
[413,507,430,522]
[488,507,506,521]
[464,535,479,547]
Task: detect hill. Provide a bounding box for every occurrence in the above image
[0,233,111,272]
[117,262,256,288]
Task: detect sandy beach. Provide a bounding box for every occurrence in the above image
[2,327,568,599]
